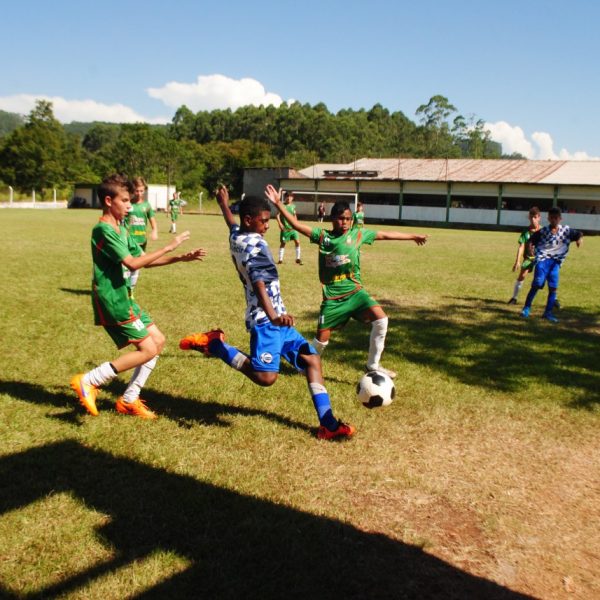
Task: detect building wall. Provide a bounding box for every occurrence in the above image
[280,177,600,231]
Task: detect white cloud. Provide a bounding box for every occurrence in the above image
[0,94,169,124]
[147,74,285,111]
[486,120,599,160]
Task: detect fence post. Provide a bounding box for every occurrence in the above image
[9,186,13,204]
[53,188,57,204]
[32,189,36,204]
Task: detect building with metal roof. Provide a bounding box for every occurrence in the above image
[276,158,600,232]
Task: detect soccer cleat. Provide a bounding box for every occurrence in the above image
[507,297,517,305]
[115,397,157,419]
[295,258,303,265]
[70,374,99,416]
[542,312,559,324]
[520,307,530,318]
[317,421,356,441]
[179,329,225,355]
[277,260,283,264]
[366,365,397,379]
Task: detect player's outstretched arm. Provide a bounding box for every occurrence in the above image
[375,231,428,245]
[145,247,207,267]
[216,185,237,228]
[265,185,312,238]
[123,231,193,270]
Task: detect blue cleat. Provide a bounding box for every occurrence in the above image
[542,312,559,324]
[520,307,530,318]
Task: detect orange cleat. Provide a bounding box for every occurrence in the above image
[179,329,225,355]
[70,374,99,416]
[317,421,356,441]
[115,397,157,420]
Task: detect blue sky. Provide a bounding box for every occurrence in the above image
[2,0,599,159]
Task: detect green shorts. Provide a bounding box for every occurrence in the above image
[280,229,299,243]
[318,289,379,331]
[170,213,179,221]
[104,309,153,349]
[521,257,535,273]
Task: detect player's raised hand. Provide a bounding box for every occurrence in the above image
[216,185,229,205]
[413,235,428,246]
[265,184,282,206]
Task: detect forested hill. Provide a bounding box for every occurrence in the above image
[0,96,508,198]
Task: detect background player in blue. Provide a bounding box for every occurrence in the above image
[520,207,583,323]
[179,185,355,441]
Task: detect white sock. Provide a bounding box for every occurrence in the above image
[231,352,247,370]
[367,317,388,370]
[312,338,329,355]
[85,362,118,387]
[123,356,158,403]
[172,223,177,233]
[278,248,284,262]
[512,280,523,299]
[296,246,301,261]
[130,269,140,289]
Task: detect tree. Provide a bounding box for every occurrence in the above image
[415,95,459,157]
[0,100,76,195]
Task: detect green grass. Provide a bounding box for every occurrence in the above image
[0,209,599,598]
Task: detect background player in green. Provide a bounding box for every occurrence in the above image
[276,190,303,265]
[266,187,428,378]
[508,206,542,305]
[352,201,365,229]
[169,191,184,234]
[126,176,158,291]
[70,174,206,419]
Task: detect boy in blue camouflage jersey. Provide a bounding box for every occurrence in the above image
[179,185,354,441]
[520,207,583,323]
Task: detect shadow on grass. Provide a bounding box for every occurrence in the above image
[0,380,313,436]
[0,441,533,599]
[59,287,91,296]
[312,296,600,409]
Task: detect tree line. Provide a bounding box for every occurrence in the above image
[0,95,520,200]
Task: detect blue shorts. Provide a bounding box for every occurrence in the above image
[533,259,560,289]
[249,321,316,373]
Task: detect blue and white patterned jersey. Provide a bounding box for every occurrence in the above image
[228,224,286,330]
[529,224,582,265]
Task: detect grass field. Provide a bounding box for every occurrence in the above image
[0,208,598,599]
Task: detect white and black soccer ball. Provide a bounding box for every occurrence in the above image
[356,371,396,408]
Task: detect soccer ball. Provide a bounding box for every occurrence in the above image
[356,371,396,408]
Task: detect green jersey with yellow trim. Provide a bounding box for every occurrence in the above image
[126,201,155,246]
[309,226,377,299]
[91,221,143,326]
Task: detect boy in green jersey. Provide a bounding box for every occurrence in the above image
[169,191,184,233]
[352,201,365,229]
[126,176,158,291]
[508,206,540,304]
[276,191,303,265]
[70,174,206,419]
[266,186,427,378]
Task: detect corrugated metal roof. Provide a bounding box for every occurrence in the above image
[295,158,600,185]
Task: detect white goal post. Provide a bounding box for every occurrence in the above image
[282,190,358,219]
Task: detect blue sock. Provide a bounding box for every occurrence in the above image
[208,339,245,368]
[544,289,557,315]
[524,286,539,309]
[309,382,339,430]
